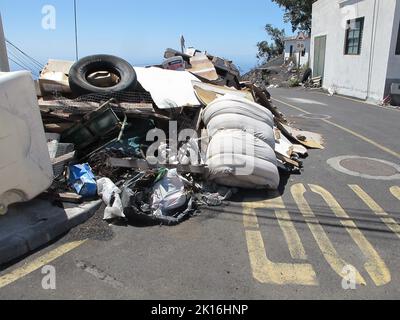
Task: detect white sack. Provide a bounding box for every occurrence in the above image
[134,67,201,109]
[206,114,276,149]
[206,154,280,190]
[206,130,277,165]
[97,178,125,220]
[151,169,188,217]
[202,95,274,126]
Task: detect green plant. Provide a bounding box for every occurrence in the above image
[288,77,300,87]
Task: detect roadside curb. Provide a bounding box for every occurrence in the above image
[0,199,102,266]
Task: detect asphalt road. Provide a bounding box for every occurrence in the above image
[1,87,400,300]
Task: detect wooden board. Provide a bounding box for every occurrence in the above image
[189,54,219,81]
[40,192,83,204]
[193,82,254,106]
[278,123,325,150]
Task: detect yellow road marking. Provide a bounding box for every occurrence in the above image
[350,185,400,239]
[272,98,400,160]
[291,184,366,285]
[390,186,400,202]
[272,98,311,114]
[269,197,308,260]
[0,240,86,289]
[323,120,400,159]
[310,185,390,286]
[243,199,317,285]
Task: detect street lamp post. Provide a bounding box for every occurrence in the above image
[74,0,79,61]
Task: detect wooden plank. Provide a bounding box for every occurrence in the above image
[276,153,301,169]
[277,122,325,150]
[107,157,207,175]
[189,54,219,81]
[40,192,83,204]
[45,123,75,134]
[51,151,76,166]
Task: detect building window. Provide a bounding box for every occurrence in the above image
[396,22,400,55]
[290,45,293,57]
[345,17,364,55]
[301,49,306,57]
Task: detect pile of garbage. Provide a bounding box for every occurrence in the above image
[0,46,324,226]
[242,55,317,89]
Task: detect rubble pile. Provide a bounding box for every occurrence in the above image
[0,46,325,226]
[242,55,316,89]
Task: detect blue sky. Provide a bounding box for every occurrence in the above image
[0,0,292,73]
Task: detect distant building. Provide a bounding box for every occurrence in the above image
[311,0,400,103]
[283,32,310,67]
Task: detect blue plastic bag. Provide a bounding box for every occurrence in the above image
[68,164,97,198]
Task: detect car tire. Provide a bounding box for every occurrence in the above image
[69,54,137,96]
[301,68,312,83]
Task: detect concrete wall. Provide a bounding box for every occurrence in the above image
[284,39,310,67]
[385,0,400,98]
[311,0,398,102]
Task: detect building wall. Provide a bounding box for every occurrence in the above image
[284,39,310,67]
[385,0,400,98]
[311,0,398,102]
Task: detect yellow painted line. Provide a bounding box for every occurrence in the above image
[310,185,390,286]
[350,185,400,239]
[272,98,311,114]
[268,197,308,260]
[243,199,317,286]
[0,240,86,289]
[243,201,260,230]
[390,186,400,202]
[272,98,400,160]
[291,184,366,286]
[322,119,400,159]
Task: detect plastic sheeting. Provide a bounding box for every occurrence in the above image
[134,67,201,109]
[68,164,97,198]
[97,178,125,220]
[151,169,188,217]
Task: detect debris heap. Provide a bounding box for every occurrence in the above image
[0,46,325,226]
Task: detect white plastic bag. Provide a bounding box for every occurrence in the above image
[151,169,188,217]
[97,178,125,220]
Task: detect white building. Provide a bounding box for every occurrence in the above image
[311,0,400,103]
[284,32,310,67]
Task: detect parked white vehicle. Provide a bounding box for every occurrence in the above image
[0,71,53,215]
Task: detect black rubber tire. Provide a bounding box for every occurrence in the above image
[301,68,312,83]
[69,54,137,96]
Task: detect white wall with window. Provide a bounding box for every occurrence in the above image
[311,0,400,103]
[284,36,310,67]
